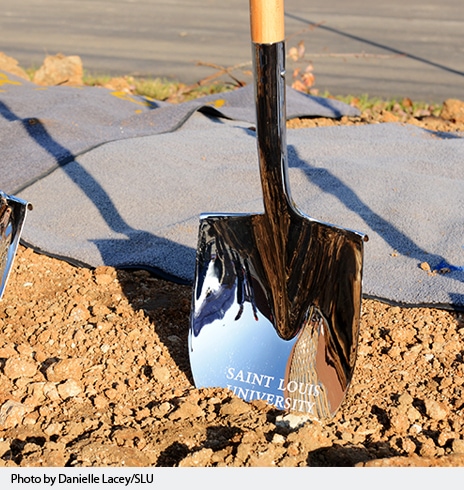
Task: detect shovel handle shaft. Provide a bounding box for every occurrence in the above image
[253,41,291,218]
[250,0,285,44]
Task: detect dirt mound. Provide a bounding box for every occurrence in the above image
[0,238,462,467]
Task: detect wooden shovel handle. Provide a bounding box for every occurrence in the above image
[250,0,285,44]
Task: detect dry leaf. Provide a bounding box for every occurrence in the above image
[288,47,299,62]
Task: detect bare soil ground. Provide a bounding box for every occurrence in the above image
[0,100,463,467]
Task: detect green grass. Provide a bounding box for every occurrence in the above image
[330,93,442,116]
[126,76,443,114]
[82,72,235,103]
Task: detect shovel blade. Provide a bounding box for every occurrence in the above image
[189,211,365,420]
[0,192,30,299]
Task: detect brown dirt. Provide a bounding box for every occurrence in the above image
[0,103,463,468]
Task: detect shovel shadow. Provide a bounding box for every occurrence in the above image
[0,99,196,379]
[287,144,464,308]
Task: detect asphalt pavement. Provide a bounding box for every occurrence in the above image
[1,0,463,102]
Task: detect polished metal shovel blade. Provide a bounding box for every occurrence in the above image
[0,191,30,299]
[189,208,365,419]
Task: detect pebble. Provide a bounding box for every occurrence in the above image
[0,400,28,428]
[219,397,250,417]
[275,413,313,430]
[424,399,448,420]
[169,400,204,421]
[272,433,286,444]
[390,413,410,433]
[45,358,83,382]
[43,382,61,402]
[57,380,82,399]
[420,261,431,271]
[179,448,214,467]
[451,439,464,454]
[152,366,170,384]
[397,392,413,409]
[440,99,464,123]
[4,357,37,380]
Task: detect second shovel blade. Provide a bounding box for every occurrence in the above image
[0,192,30,299]
[189,211,365,420]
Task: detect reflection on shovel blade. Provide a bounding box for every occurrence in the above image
[0,191,30,299]
[189,211,365,420]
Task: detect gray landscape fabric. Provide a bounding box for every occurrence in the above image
[1,70,463,310]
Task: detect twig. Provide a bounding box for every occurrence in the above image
[285,21,326,43]
[194,61,252,87]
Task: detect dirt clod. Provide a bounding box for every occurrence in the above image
[32,53,83,87]
[440,99,464,123]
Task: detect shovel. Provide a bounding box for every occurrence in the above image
[189,0,367,419]
[0,191,30,299]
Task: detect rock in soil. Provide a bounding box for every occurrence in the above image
[32,53,83,87]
